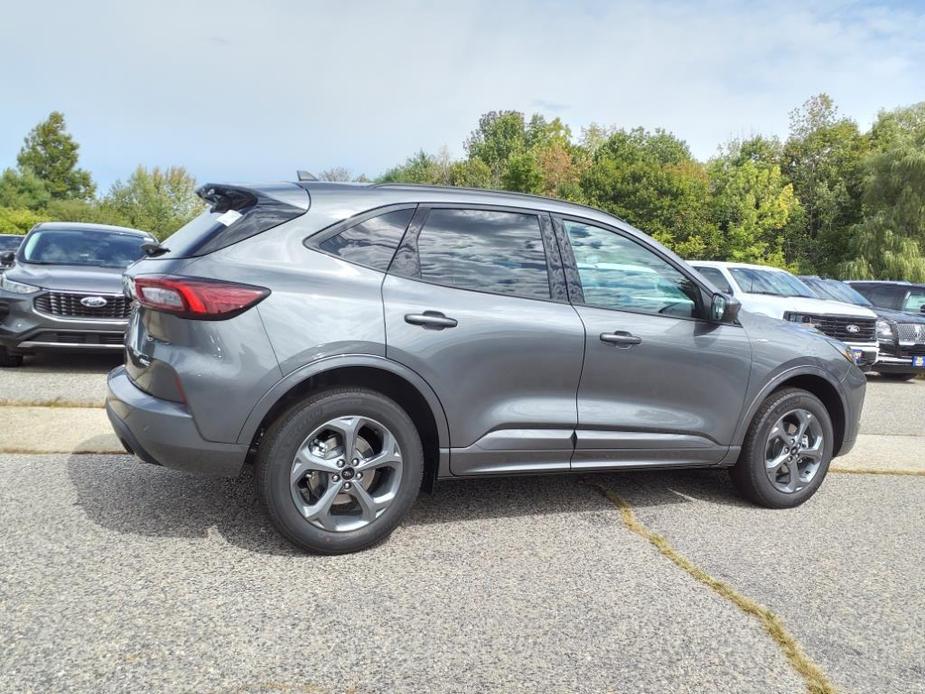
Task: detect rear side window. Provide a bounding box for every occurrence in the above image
[317,208,414,271]
[408,208,551,300]
[694,266,733,295]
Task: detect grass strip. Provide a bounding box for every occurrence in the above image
[594,483,836,694]
[0,399,104,408]
[830,466,925,477]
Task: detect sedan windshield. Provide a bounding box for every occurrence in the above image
[730,268,815,298]
[20,229,148,268]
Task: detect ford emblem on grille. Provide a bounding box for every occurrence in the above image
[80,296,108,308]
[845,324,860,334]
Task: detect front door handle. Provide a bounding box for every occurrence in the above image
[600,331,642,347]
[405,311,458,330]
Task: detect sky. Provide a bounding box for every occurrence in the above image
[2,0,924,191]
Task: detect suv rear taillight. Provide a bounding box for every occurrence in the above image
[132,275,269,320]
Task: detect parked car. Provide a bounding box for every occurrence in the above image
[689,261,879,369]
[0,234,22,274]
[106,181,865,554]
[845,280,925,378]
[0,222,154,367]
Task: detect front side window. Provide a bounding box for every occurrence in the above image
[21,229,148,268]
[565,220,699,318]
[318,208,414,271]
[902,288,925,313]
[693,266,734,295]
[411,208,551,300]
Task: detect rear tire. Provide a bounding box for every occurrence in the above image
[0,347,23,368]
[878,372,916,381]
[257,387,423,554]
[730,387,834,509]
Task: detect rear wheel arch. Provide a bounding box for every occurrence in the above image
[243,359,448,490]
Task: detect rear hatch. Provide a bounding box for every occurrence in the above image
[122,182,309,404]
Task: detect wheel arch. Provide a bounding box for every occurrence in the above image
[239,356,450,491]
[734,367,849,456]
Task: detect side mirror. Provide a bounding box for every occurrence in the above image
[0,251,14,266]
[920,305,925,314]
[710,293,740,323]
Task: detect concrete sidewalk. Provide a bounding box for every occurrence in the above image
[1,403,921,475]
[0,405,122,453]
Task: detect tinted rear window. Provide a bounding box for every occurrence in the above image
[411,208,551,300]
[318,208,414,271]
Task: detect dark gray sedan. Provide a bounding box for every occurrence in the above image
[0,222,153,367]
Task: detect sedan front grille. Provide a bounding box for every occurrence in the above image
[34,292,131,320]
[897,323,925,345]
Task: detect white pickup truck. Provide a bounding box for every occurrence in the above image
[689,261,879,369]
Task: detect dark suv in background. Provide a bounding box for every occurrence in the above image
[0,222,153,367]
[846,280,925,379]
[106,181,866,554]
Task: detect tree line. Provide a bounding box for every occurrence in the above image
[3,95,925,280]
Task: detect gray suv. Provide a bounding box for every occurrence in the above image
[0,222,154,367]
[106,182,866,554]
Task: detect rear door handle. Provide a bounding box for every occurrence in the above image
[600,331,642,347]
[404,311,458,330]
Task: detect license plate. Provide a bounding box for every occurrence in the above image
[914,356,925,368]
[852,350,864,364]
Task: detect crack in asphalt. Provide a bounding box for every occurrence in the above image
[592,482,836,694]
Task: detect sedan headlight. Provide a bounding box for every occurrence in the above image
[0,275,40,294]
[876,319,895,341]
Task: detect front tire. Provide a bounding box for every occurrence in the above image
[257,387,423,554]
[731,387,834,509]
[0,346,23,368]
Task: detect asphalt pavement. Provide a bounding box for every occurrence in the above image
[0,356,923,692]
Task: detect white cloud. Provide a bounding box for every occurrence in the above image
[1,0,923,189]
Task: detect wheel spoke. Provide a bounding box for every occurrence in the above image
[291,448,341,483]
[328,416,367,461]
[348,482,382,522]
[801,439,824,462]
[300,480,343,529]
[785,460,803,492]
[768,424,788,445]
[766,449,789,471]
[794,410,813,442]
[356,430,402,473]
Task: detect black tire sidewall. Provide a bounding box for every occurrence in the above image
[735,389,834,508]
[257,389,423,554]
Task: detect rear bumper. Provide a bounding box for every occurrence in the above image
[106,365,248,476]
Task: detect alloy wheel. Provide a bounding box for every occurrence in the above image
[764,408,825,493]
[289,416,403,532]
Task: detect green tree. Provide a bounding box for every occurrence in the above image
[16,112,95,200]
[580,128,719,258]
[0,207,49,234]
[0,168,51,210]
[708,137,799,266]
[464,111,528,185]
[104,165,202,238]
[839,104,925,281]
[781,94,868,274]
